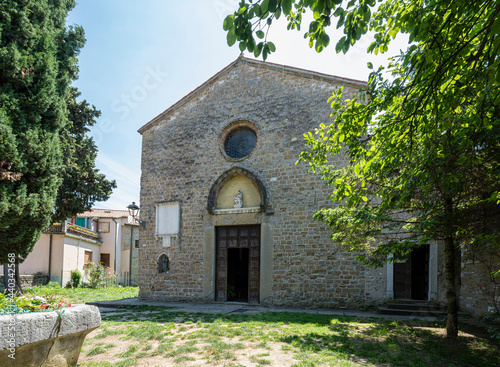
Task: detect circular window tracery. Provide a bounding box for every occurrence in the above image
[224,127,257,159]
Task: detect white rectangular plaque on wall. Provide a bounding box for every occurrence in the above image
[156,202,180,235]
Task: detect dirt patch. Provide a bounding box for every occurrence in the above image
[77,314,500,367]
[80,329,299,367]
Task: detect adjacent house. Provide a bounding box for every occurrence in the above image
[2,209,139,287]
[136,55,499,316]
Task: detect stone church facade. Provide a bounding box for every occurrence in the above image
[137,56,499,315]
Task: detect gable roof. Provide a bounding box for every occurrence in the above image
[137,55,367,134]
[77,209,130,219]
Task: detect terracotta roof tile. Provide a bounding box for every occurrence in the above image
[77,209,130,219]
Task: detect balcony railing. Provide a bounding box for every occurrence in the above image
[43,224,64,234]
[67,223,101,240]
[43,222,102,242]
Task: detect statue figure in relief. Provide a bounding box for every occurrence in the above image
[234,190,243,208]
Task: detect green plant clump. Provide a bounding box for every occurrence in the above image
[480,312,500,340]
[70,268,82,288]
[84,262,104,288]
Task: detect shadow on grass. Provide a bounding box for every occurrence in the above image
[100,307,500,367]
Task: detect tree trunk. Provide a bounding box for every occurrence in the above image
[3,263,23,295]
[454,246,461,307]
[444,198,459,338]
[15,262,23,294]
[3,264,8,291]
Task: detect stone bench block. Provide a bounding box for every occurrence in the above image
[0,304,101,366]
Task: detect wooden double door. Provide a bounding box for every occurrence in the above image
[394,245,429,300]
[216,225,260,303]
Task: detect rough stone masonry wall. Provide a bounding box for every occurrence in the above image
[0,275,49,292]
[436,242,500,317]
[460,249,500,316]
[139,60,384,308]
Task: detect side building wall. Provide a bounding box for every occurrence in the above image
[460,249,500,316]
[61,236,101,286]
[17,234,51,275]
[98,218,119,274]
[121,224,140,286]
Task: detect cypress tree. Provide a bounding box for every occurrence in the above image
[0,0,115,278]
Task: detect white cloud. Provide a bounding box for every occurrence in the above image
[97,154,140,186]
[93,153,140,210]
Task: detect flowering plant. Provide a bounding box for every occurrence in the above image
[39,299,72,311]
[101,265,118,287]
[84,261,104,288]
[68,224,100,238]
[0,294,73,315]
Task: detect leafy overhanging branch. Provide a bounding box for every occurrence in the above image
[224,0,500,338]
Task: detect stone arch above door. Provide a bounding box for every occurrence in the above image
[207,167,267,214]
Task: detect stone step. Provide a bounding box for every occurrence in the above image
[378,306,472,318]
[386,299,434,304]
[377,306,446,318]
[384,302,443,311]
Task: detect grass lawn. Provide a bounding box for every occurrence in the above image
[13,285,499,366]
[77,306,500,367]
[23,283,139,304]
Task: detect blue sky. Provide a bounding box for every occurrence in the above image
[67,0,409,211]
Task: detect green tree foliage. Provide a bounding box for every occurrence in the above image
[224,0,500,338]
[0,0,115,266]
[53,87,116,222]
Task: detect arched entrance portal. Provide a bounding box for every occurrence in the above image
[203,167,271,304]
